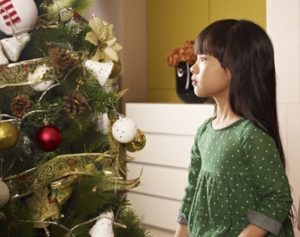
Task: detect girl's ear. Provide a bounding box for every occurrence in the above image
[225,68,232,80]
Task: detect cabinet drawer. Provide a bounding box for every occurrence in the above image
[128,163,188,200]
[128,133,193,168]
[127,192,180,231]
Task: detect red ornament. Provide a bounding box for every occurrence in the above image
[36,124,62,151]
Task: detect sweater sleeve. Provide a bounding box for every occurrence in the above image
[177,126,203,225]
[241,123,292,235]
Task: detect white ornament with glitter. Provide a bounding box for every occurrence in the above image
[85,60,113,86]
[112,117,137,143]
[89,211,114,237]
[0,33,30,62]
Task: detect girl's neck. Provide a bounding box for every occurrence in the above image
[212,96,241,129]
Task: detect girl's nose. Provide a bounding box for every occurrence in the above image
[190,64,198,74]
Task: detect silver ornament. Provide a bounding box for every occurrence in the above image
[0,180,10,207]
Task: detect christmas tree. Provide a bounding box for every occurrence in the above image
[0,1,148,236]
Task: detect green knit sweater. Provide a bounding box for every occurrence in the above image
[178,118,294,237]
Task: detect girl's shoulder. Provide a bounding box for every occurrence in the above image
[239,119,275,145]
[196,117,214,135]
[240,119,269,136]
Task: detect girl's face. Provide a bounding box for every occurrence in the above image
[190,54,231,98]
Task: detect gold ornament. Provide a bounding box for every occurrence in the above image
[0,122,20,151]
[126,129,146,152]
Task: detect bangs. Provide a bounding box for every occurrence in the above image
[195,32,219,56]
[195,19,237,66]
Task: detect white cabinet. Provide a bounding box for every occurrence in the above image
[126,103,214,231]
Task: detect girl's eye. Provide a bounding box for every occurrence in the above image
[199,56,207,62]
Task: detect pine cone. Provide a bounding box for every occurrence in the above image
[10,94,31,118]
[49,47,77,72]
[63,91,88,116]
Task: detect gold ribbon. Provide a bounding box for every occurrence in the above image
[0,58,56,88]
[0,50,86,89]
[3,152,140,199]
[3,152,140,228]
[26,187,60,228]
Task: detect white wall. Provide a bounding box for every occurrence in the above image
[267,0,300,236]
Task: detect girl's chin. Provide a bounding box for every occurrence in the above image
[194,91,204,97]
[194,88,205,97]
[195,91,210,98]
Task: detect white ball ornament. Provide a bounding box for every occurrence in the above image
[112,117,137,143]
[27,64,55,91]
[30,80,55,92]
[0,179,10,208]
[0,0,38,35]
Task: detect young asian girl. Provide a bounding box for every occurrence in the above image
[174,19,294,237]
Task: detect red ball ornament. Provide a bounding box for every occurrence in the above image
[36,124,62,151]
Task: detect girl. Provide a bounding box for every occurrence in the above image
[174,19,294,237]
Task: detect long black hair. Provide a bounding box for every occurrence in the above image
[195,19,285,165]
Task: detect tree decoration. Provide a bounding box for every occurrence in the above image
[85,15,122,62]
[0,33,31,62]
[10,94,31,118]
[0,0,38,35]
[85,60,114,86]
[0,1,147,237]
[89,211,114,237]
[40,0,93,18]
[0,122,20,151]
[0,60,56,89]
[112,117,138,143]
[0,179,10,208]
[95,113,110,135]
[27,63,56,91]
[35,124,62,151]
[48,47,77,72]
[0,44,9,65]
[126,129,146,153]
[63,90,89,116]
